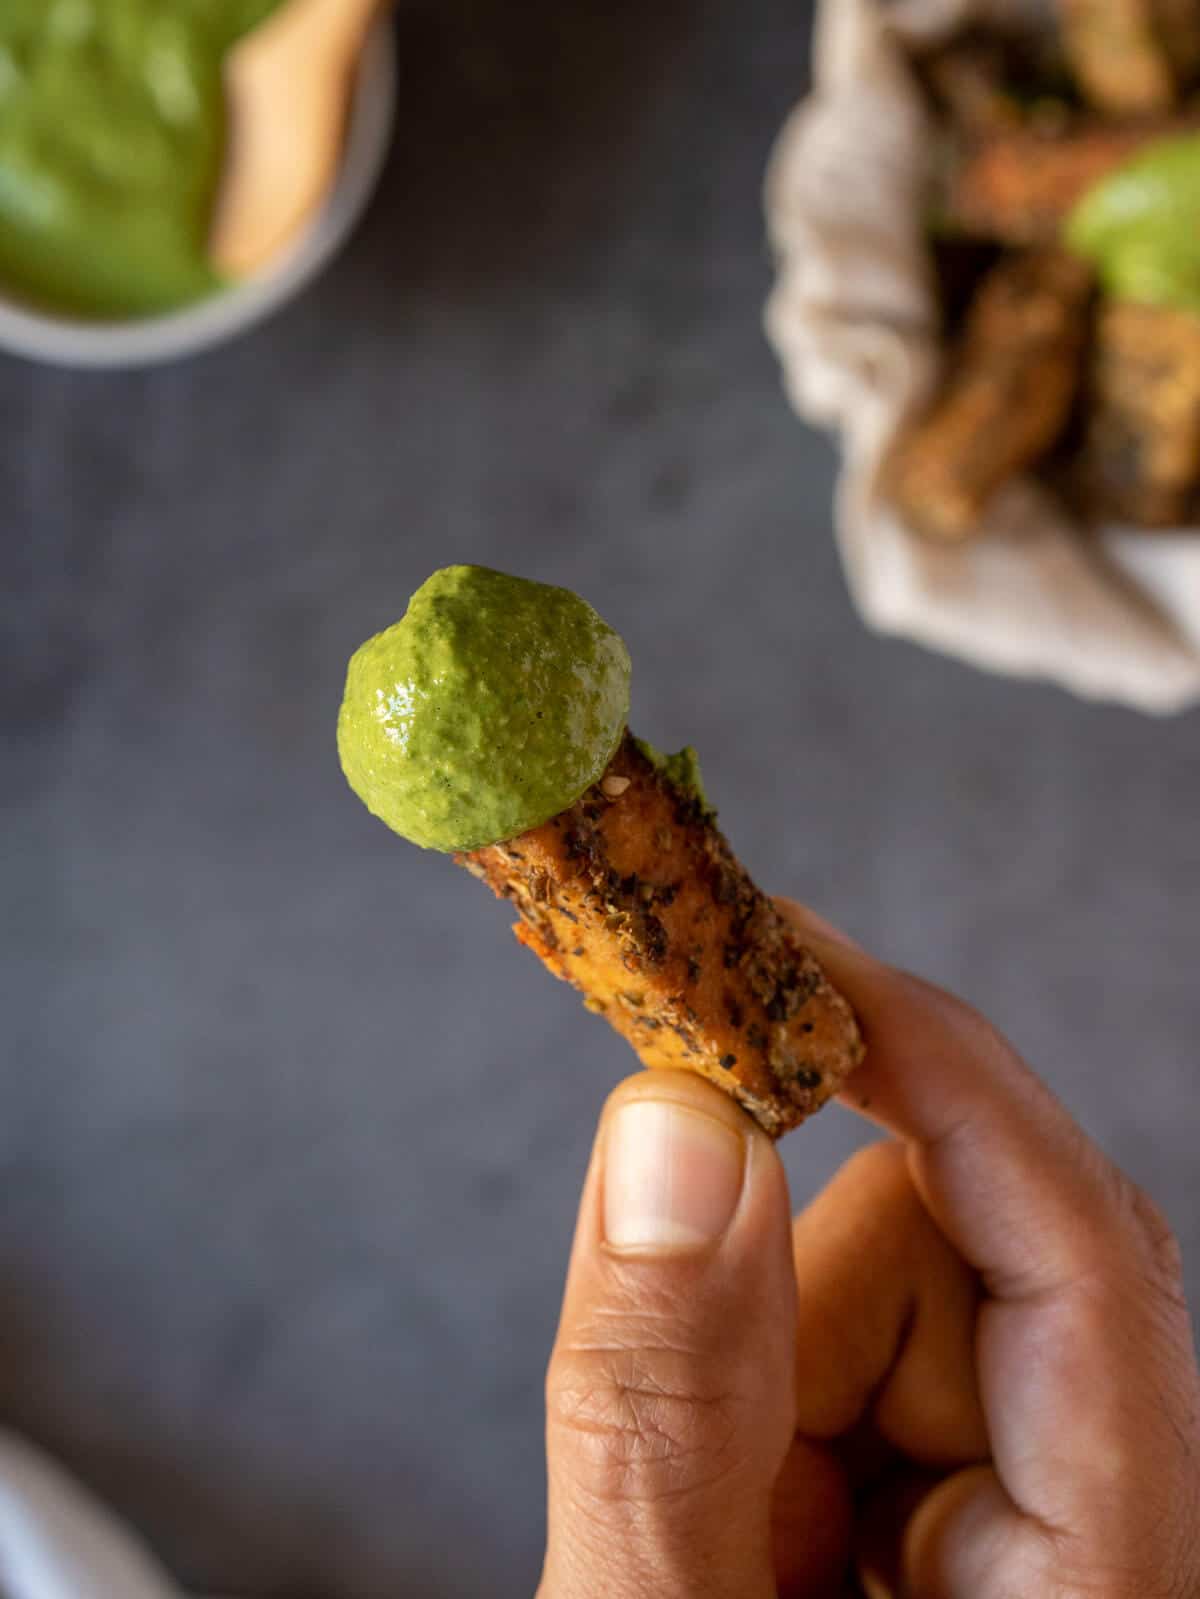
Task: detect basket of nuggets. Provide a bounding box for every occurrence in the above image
[766,0,1200,712]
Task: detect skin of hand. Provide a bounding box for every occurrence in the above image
[536,902,1200,1599]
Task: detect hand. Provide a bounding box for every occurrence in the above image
[535,903,1200,1598]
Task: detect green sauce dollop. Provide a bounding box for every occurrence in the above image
[337,566,633,853]
[1067,132,1200,315]
[0,0,281,319]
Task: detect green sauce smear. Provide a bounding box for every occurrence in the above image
[337,567,633,853]
[1067,131,1200,315]
[632,736,714,817]
[0,0,282,319]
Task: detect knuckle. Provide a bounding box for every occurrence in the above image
[1086,1167,1191,1315]
[547,1329,746,1509]
[1050,1150,1175,1296]
[1125,1182,1186,1290]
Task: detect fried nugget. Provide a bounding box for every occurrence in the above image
[461,735,864,1140]
[944,119,1192,245]
[1058,0,1200,115]
[887,249,1092,544]
[1082,300,1200,527]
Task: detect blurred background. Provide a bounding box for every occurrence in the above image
[3,0,1199,1594]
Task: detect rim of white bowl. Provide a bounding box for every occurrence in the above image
[0,15,397,371]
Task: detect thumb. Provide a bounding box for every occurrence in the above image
[538,1072,797,1599]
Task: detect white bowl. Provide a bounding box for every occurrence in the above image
[0,15,397,370]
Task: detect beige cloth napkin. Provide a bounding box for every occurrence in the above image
[764,0,1200,713]
[0,1430,227,1599]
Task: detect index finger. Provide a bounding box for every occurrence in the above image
[779,900,1132,1303]
[779,902,1200,1567]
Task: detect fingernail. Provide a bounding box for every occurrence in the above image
[604,1099,746,1253]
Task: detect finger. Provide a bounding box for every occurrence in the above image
[538,1071,797,1599]
[789,1142,986,1467]
[779,898,1134,1302]
[857,1466,1036,1599]
[771,1435,852,1599]
[782,901,1200,1580]
[770,1143,985,1598]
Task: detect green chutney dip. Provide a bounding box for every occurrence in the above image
[0,0,283,319]
[337,567,634,853]
[1067,131,1200,315]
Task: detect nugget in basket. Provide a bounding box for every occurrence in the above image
[765,0,1200,713]
[892,2,1200,538]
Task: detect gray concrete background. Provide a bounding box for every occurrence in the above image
[2,1,1198,1594]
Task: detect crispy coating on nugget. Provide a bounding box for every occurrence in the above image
[887,248,1092,544]
[461,735,863,1139]
[1082,301,1200,527]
